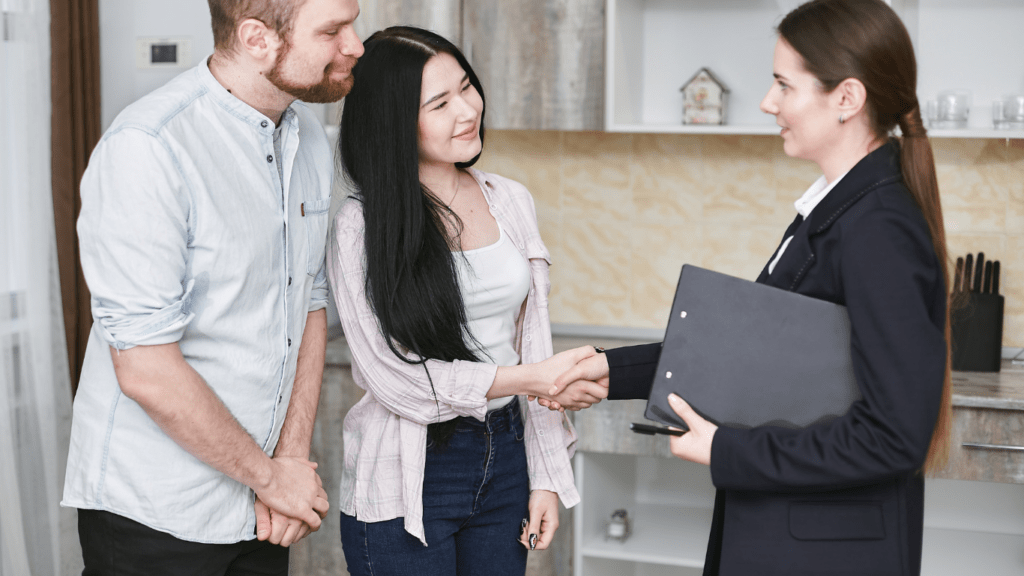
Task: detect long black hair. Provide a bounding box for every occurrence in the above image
[339,26,488,444]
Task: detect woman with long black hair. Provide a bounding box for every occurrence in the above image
[551,1,951,574]
[326,26,603,576]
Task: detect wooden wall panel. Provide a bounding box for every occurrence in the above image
[463,0,605,130]
[354,0,462,45]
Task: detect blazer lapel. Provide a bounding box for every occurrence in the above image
[761,218,815,290]
[759,141,904,292]
[755,214,804,284]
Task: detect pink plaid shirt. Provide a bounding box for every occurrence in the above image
[327,169,579,544]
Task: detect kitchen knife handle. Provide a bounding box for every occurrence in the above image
[973,252,985,293]
[953,257,964,293]
[992,261,1000,295]
[963,442,1024,452]
[963,254,974,292]
[983,261,993,294]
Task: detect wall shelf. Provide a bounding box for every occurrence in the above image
[605,0,1024,139]
[574,452,717,576]
[579,503,712,568]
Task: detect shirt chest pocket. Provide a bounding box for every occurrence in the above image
[303,198,331,276]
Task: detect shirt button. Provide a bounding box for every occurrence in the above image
[267,155,274,163]
[261,120,268,128]
[278,395,283,403]
[288,338,292,346]
[525,335,533,342]
[288,276,292,286]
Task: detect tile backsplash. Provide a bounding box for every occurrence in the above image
[474,131,1024,347]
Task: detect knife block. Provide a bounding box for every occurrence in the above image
[951,292,1004,372]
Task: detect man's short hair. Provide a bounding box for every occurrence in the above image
[208,0,307,52]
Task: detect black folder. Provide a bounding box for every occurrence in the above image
[644,265,860,430]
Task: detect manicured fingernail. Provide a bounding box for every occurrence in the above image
[529,533,538,550]
[520,518,528,534]
[668,393,681,404]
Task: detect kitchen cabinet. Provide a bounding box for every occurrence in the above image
[353,0,461,45]
[574,449,1024,576]
[352,0,605,131]
[605,0,1024,138]
[462,0,605,130]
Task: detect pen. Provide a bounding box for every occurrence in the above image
[630,423,686,436]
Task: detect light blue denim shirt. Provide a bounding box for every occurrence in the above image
[61,57,332,544]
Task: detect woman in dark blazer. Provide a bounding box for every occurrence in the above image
[549,1,952,574]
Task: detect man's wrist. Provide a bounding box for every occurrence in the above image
[272,440,310,460]
[248,454,277,493]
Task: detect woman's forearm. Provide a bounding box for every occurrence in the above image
[490,346,599,400]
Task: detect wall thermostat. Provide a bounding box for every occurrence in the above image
[136,37,193,69]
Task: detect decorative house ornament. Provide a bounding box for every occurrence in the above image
[680,67,730,125]
[605,509,632,542]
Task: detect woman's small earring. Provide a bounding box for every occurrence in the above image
[839,114,846,124]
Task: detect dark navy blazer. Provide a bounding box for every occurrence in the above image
[605,142,946,576]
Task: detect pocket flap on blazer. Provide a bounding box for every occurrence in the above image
[789,502,886,541]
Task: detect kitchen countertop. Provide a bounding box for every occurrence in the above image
[327,335,1024,411]
[950,362,1024,411]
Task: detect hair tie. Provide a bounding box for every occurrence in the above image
[901,107,927,138]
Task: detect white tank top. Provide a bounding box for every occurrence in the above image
[454,223,531,410]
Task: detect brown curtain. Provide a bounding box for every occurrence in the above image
[50,0,101,393]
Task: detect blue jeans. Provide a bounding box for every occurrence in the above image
[339,400,530,576]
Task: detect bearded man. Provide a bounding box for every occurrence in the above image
[61,1,363,573]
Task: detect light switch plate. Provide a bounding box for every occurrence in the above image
[135,36,192,69]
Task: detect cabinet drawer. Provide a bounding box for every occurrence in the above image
[932,407,1024,484]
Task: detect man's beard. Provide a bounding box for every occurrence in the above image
[266,43,356,104]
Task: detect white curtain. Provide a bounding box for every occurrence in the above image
[0,0,81,574]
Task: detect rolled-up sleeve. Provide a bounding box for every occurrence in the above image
[308,260,329,312]
[78,128,193,350]
[327,202,495,425]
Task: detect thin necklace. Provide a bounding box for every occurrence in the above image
[448,170,462,207]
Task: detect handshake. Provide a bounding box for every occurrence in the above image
[526,345,612,412]
[248,345,614,549]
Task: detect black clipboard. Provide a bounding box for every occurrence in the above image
[644,265,860,430]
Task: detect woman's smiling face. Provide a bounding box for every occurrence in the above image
[417,52,484,168]
[760,38,840,164]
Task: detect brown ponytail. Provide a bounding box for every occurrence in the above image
[897,106,952,473]
[779,0,952,473]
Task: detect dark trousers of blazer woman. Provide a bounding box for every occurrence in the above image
[605,142,946,576]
